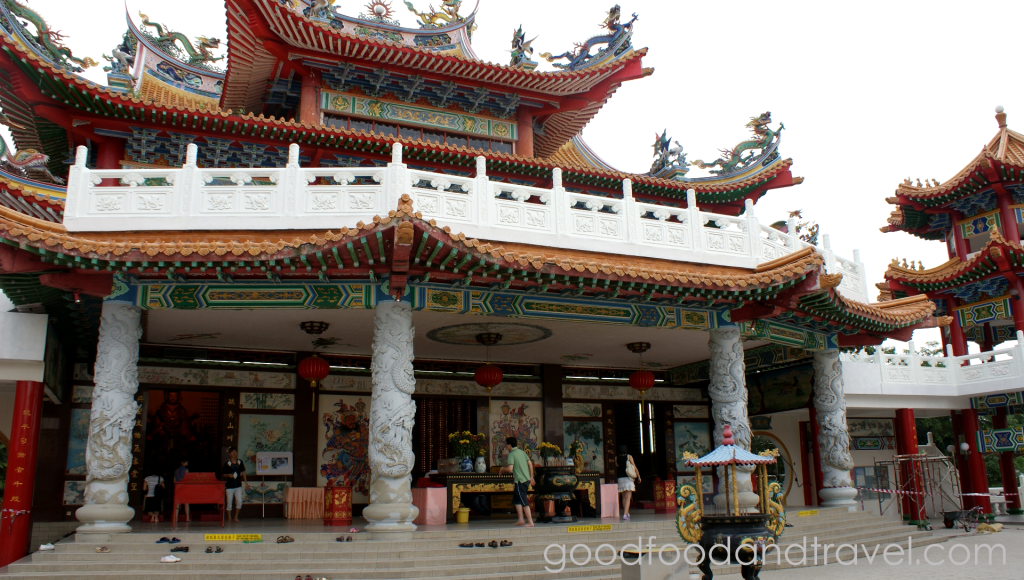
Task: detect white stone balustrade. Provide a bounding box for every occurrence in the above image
[63,142,870,300]
[840,333,1024,400]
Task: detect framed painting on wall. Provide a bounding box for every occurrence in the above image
[673,422,711,471]
[489,400,542,467]
[318,394,371,503]
[237,414,294,476]
[563,420,604,473]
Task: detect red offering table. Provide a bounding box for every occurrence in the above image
[323,486,352,526]
[653,479,677,514]
[173,473,225,529]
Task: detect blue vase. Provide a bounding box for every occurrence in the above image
[459,456,474,472]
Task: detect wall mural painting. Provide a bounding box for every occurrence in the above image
[673,422,711,471]
[317,394,371,503]
[672,405,709,419]
[489,400,542,467]
[63,480,86,505]
[243,481,290,504]
[563,421,604,473]
[563,402,602,418]
[239,392,295,410]
[847,418,895,437]
[237,414,294,476]
[146,390,221,476]
[65,408,90,475]
[138,366,296,389]
[758,365,813,413]
[72,385,94,404]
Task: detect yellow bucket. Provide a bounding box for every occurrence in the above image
[456,507,470,523]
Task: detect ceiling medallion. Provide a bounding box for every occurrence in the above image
[426,323,552,346]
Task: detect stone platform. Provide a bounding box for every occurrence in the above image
[0,509,943,580]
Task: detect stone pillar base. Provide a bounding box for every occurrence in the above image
[362,501,419,537]
[819,486,858,512]
[75,504,135,534]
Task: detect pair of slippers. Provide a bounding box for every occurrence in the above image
[170,546,189,553]
[205,546,224,553]
[95,547,111,553]
[335,536,354,542]
[459,540,512,548]
[155,537,181,544]
[276,535,295,544]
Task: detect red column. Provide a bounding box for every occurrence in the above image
[0,381,45,568]
[515,108,534,158]
[960,408,992,515]
[299,70,321,125]
[996,190,1021,244]
[894,408,926,523]
[95,138,125,169]
[1010,277,1024,336]
[947,296,969,357]
[992,408,1022,514]
[951,211,970,259]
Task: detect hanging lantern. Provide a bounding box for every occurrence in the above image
[299,354,330,412]
[626,342,655,400]
[475,363,504,391]
[629,369,655,395]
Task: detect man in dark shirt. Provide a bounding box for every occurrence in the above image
[223,447,247,523]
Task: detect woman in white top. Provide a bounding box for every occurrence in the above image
[143,474,164,523]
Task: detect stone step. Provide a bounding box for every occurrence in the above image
[10,528,942,576]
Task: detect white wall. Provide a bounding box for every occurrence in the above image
[753,409,812,508]
[0,311,48,382]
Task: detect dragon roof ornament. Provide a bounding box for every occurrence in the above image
[649,129,688,177]
[136,11,225,72]
[509,25,538,70]
[0,0,97,72]
[691,112,784,177]
[403,0,474,31]
[539,4,637,71]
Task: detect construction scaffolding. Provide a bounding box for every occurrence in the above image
[874,453,963,522]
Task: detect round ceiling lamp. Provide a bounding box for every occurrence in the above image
[626,342,655,400]
[474,332,504,392]
[300,321,330,335]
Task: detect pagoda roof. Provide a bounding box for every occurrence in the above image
[883,109,1024,238]
[547,135,621,173]
[686,445,775,467]
[883,227,1023,293]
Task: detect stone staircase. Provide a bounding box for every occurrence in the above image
[0,508,943,580]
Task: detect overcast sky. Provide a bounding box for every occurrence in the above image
[17,0,1024,348]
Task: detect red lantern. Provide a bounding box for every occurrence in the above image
[474,363,503,390]
[629,369,655,395]
[299,354,330,388]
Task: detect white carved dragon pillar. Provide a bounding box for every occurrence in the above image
[707,326,759,510]
[75,302,142,533]
[363,300,419,537]
[812,349,858,511]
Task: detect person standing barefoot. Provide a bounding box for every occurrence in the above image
[617,445,640,520]
[499,437,535,528]
[223,447,247,523]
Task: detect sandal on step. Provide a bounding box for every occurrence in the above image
[95,547,111,553]
[500,540,513,547]
[474,542,485,547]
[205,546,213,553]
[459,543,473,548]
[276,535,294,544]
[488,540,499,548]
[215,546,223,553]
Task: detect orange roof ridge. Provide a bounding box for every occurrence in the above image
[754,247,815,272]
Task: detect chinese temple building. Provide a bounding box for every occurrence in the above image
[0,0,943,576]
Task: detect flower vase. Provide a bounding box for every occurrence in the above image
[459,456,474,473]
[474,456,486,473]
